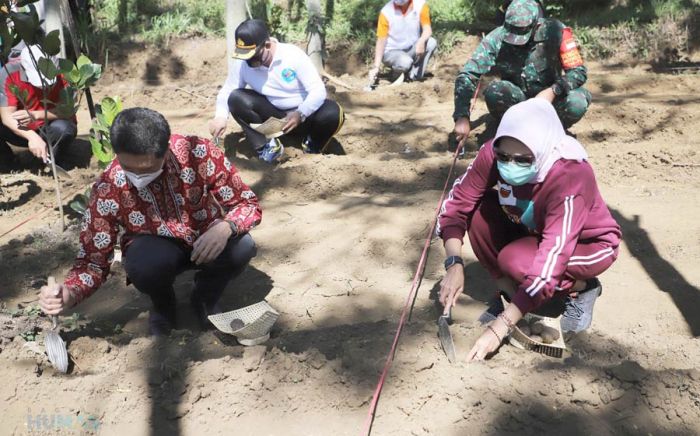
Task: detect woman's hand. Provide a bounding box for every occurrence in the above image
[466,304,523,361]
[439,264,464,309]
[466,317,509,361]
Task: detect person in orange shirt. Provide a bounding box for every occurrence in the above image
[368,0,437,86]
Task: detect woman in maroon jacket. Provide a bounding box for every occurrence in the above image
[437,97,621,361]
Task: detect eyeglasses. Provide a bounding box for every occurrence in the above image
[494,148,535,167]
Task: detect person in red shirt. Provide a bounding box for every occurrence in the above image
[0,45,77,170]
[37,108,263,336]
[437,98,621,361]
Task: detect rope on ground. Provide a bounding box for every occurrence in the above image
[360,81,481,436]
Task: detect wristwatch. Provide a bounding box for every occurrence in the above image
[551,82,564,97]
[295,110,307,123]
[224,219,238,236]
[444,255,464,271]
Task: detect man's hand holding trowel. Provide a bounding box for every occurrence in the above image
[38,277,75,316]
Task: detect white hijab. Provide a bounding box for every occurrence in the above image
[493,98,588,183]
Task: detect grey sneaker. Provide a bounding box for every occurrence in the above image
[561,278,602,333]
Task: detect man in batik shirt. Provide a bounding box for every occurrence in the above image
[38,108,262,335]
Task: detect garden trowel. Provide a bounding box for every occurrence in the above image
[438,304,456,364]
[44,276,68,373]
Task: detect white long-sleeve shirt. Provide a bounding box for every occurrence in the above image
[214,41,326,119]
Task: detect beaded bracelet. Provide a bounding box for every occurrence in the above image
[487,325,502,343]
[498,312,515,334]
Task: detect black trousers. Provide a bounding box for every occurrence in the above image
[0,119,77,162]
[228,88,344,151]
[122,233,257,314]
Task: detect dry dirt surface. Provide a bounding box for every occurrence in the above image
[1,37,700,435]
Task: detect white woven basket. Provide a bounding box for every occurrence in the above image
[208,301,279,345]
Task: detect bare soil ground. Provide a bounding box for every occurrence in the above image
[1,37,700,435]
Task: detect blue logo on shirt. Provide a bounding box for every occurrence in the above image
[281,68,297,83]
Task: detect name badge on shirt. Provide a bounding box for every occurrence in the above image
[497,181,517,206]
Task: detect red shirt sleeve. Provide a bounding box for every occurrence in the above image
[437,140,499,241]
[200,138,262,234]
[63,175,120,303]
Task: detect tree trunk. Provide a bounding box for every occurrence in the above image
[307,0,324,72]
[226,0,247,69]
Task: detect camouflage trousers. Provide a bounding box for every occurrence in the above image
[484,80,592,128]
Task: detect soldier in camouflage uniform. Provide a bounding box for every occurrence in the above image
[453,0,591,144]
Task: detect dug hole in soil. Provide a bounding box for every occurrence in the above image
[1,37,700,435]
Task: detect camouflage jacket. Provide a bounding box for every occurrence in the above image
[453,18,587,120]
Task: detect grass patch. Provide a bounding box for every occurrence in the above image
[85,0,698,64]
[91,0,225,46]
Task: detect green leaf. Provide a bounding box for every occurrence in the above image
[96,112,108,128]
[37,57,58,82]
[10,10,39,45]
[91,122,109,134]
[20,330,37,342]
[58,58,74,73]
[7,84,29,106]
[89,137,115,167]
[42,29,61,56]
[7,83,21,100]
[69,199,87,215]
[67,65,81,85]
[78,64,94,82]
[53,88,78,118]
[76,54,91,69]
[85,64,103,86]
[101,97,121,125]
[89,136,111,162]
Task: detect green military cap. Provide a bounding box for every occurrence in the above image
[503,0,539,45]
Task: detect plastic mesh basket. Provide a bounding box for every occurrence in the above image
[208,301,279,340]
[500,295,567,358]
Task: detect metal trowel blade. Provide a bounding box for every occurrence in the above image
[438,314,456,364]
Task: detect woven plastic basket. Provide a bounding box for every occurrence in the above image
[208,301,279,345]
[500,295,567,358]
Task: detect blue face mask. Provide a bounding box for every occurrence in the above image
[497,160,537,186]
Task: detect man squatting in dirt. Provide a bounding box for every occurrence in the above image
[0,45,77,171]
[209,19,345,164]
[453,0,590,145]
[438,98,621,361]
[38,108,262,336]
[367,0,438,86]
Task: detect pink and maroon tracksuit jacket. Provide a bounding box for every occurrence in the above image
[437,140,621,313]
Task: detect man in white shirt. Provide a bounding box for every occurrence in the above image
[209,20,345,163]
[368,0,437,87]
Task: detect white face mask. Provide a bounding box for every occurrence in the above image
[124,168,163,189]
